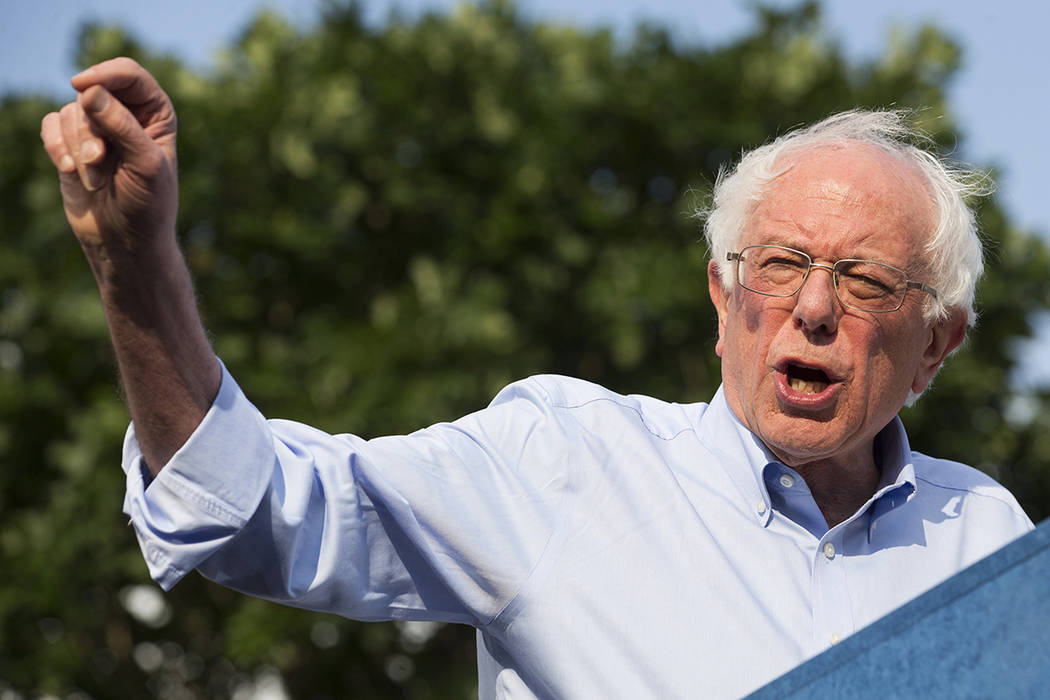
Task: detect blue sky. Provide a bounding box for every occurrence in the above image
[3,0,1048,385]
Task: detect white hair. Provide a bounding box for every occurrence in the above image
[702,109,990,326]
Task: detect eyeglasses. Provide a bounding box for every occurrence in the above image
[726,245,938,313]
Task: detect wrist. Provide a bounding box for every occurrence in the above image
[82,233,182,293]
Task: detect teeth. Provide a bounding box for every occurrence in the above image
[789,377,828,394]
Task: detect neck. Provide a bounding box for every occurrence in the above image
[790,450,880,528]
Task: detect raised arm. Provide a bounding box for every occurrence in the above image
[40,58,219,475]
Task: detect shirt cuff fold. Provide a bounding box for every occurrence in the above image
[121,359,274,590]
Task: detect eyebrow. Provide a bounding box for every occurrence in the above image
[751,235,899,266]
[755,240,927,277]
[761,215,871,255]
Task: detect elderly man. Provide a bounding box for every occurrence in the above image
[42,59,1031,698]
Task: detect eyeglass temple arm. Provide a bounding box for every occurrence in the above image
[907,281,938,299]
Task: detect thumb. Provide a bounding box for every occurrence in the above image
[78,85,167,164]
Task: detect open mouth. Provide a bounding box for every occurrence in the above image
[786,363,831,394]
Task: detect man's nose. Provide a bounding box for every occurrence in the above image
[792,264,840,334]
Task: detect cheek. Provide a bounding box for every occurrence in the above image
[739,294,768,336]
[729,304,788,381]
[854,324,917,405]
[723,297,756,350]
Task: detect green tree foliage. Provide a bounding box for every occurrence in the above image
[2,1,1048,696]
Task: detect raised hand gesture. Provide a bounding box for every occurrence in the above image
[40,58,217,472]
[41,57,178,255]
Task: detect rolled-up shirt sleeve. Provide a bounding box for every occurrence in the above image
[122,361,275,590]
[122,360,569,627]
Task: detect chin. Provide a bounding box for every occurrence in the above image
[759,417,849,464]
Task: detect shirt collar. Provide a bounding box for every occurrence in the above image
[698,385,780,527]
[867,415,918,534]
[698,385,918,529]
[873,414,917,493]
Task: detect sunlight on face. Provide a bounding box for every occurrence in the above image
[710,143,948,470]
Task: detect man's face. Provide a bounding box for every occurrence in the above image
[708,144,964,468]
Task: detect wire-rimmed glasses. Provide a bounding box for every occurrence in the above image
[726,244,938,313]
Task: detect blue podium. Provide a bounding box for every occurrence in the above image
[748,518,1050,698]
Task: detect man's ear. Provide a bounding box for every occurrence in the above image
[911,307,968,394]
[708,260,730,358]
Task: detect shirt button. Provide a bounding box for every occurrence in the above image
[823,542,836,559]
[830,633,842,645]
[757,501,767,515]
[779,474,795,488]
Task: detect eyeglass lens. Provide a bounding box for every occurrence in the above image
[737,246,908,312]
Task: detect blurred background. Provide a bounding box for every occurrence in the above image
[1,1,1048,697]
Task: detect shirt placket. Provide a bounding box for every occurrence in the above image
[811,522,856,650]
[761,463,856,651]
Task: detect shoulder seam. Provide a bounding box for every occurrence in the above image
[549,393,695,443]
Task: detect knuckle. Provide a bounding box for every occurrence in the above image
[40,112,59,139]
[140,148,166,174]
[112,56,143,73]
[41,137,63,156]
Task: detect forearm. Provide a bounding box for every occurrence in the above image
[41,60,219,475]
[86,237,220,475]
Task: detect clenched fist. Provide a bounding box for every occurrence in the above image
[40,58,218,473]
[40,57,178,255]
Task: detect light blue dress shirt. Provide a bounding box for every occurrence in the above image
[123,363,1033,698]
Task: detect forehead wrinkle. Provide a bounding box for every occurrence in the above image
[746,149,933,270]
[798,171,907,218]
[760,228,894,269]
[775,142,932,214]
